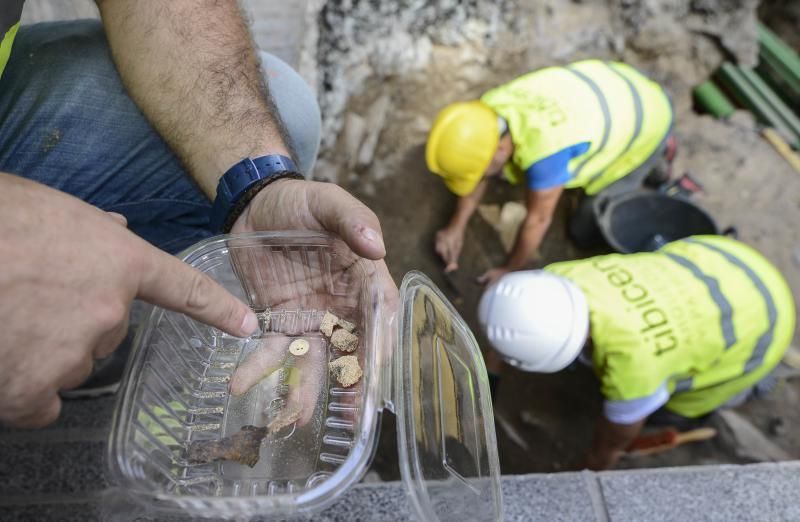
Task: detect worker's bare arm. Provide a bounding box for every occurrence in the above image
[584,416,645,471]
[435,178,489,271]
[96,1,397,338]
[450,178,489,231]
[96,0,291,198]
[477,185,563,285]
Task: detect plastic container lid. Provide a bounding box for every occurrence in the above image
[395,272,503,522]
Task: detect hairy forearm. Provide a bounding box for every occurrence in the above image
[97,0,292,198]
[505,214,550,270]
[449,179,487,230]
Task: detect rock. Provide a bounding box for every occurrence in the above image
[320,311,338,337]
[494,412,531,452]
[715,409,791,462]
[357,94,392,167]
[343,112,367,169]
[478,201,528,254]
[768,417,786,437]
[371,32,433,77]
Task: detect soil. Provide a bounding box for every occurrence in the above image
[350,130,800,478]
[314,1,800,479]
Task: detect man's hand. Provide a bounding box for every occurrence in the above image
[231,179,397,307]
[0,174,258,428]
[477,266,511,287]
[435,226,465,273]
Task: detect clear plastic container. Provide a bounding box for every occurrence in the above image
[107,232,502,520]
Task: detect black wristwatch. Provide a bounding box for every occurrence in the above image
[209,154,304,233]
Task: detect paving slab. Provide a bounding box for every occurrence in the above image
[502,472,602,522]
[0,440,106,498]
[599,462,800,522]
[0,502,99,522]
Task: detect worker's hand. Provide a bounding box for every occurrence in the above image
[477,266,511,287]
[435,226,465,272]
[231,179,398,311]
[0,174,259,428]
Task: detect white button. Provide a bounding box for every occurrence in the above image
[289,339,310,356]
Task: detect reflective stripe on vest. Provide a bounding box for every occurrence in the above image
[585,63,645,189]
[663,237,794,416]
[670,236,777,393]
[684,237,777,375]
[564,65,612,179]
[664,252,737,350]
[663,251,737,393]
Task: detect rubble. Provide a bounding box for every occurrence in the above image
[715,410,791,462]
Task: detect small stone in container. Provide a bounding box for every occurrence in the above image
[329,355,362,387]
[330,328,358,353]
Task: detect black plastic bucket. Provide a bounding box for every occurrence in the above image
[597,191,719,253]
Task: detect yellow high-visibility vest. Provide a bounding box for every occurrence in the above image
[0,1,25,81]
[546,236,795,418]
[481,60,673,195]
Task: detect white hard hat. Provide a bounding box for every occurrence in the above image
[478,270,590,373]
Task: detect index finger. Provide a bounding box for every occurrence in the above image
[136,244,258,337]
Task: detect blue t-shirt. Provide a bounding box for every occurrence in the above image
[524,141,590,191]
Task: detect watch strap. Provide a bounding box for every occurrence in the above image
[220,170,303,233]
[210,155,302,233]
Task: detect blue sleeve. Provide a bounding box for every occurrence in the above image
[525,141,591,191]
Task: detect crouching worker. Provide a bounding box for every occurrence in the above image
[427,59,674,286]
[478,236,795,470]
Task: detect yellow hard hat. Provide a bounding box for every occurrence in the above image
[426,101,500,196]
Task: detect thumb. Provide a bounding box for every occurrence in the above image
[445,262,458,273]
[307,182,386,260]
[135,240,258,337]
